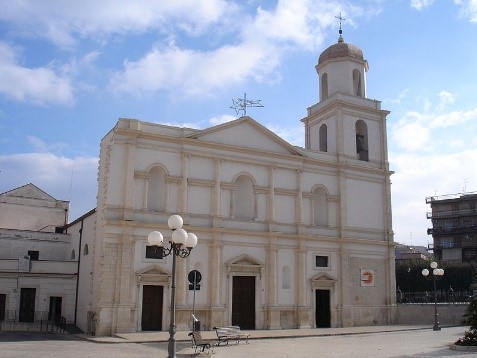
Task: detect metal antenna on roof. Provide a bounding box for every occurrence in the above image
[335,12,346,43]
[230,92,263,117]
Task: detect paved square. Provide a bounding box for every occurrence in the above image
[0,327,475,357]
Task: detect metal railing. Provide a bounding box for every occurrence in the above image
[0,310,67,333]
[396,290,472,304]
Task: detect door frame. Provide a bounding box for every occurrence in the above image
[136,265,170,332]
[48,296,63,322]
[315,289,331,328]
[19,287,37,323]
[310,272,336,328]
[0,293,6,321]
[231,275,256,329]
[226,254,264,329]
[140,284,164,331]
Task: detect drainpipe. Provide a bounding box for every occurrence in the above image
[74,220,83,326]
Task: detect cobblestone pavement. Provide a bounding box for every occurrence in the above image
[0,326,475,358]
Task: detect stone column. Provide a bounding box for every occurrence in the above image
[296,243,310,328]
[296,169,303,224]
[212,159,221,217]
[114,235,134,333]
[179,154,189,214]
[268,166,275,222]
[267,237,280,329]
[176,256,187,306]
[209,236,223,328]
[175,253,188,329]
[123,137,137,220]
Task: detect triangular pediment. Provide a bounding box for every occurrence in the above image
[227,254,263,268]
[137,265,170,283]
[311,272,337,282]
[137,265,170,276]
[226,254,264,275]
[0,183,57,202]
[311,272,337,289]
[188,117,303,156]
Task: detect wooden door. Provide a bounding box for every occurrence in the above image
[315,289,331,328]
[141,285,163,331]
[0,294,5,321]
[48,296,62,322]
[232,276,255,329]
[19,288,36,323]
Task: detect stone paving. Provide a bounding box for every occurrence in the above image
[0,325,476,357]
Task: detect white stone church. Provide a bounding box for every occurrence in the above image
[71,35,396,336]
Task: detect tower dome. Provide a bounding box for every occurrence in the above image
[318,39,364,66]
[316,34,368,101]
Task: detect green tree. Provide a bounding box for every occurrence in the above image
[455,294,477,346]
[395,261,477,293]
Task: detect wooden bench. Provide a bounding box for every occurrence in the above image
[188,331,214,354]
[213,326,250,346]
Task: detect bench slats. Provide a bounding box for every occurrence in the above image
[213,326,249,345]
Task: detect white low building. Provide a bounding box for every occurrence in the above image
[0,184,77,326]
[73,36,396,336]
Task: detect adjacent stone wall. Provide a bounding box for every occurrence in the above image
[396,303,467,326]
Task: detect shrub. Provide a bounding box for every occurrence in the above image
[455,294,477,346]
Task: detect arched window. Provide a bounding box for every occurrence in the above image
[355,120,369,161]
[321,73,328,100]
[147,166,166,212]
[83,244,89,256]
[71,249,75,260]
[233,175,255,220]
[319,124,327,152]
[353,69,363,97]
[313,187,328,226]
[282,266,291,289]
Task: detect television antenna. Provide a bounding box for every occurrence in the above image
[463,177,470,194]
[230,92,263,117]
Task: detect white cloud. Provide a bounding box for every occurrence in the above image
[26,136,68,154]
[109,0,366,98]
[0,0,232,47]
[390,149,477,245]
[392,112,431,151]
[209,114,237,126]
[0,152,98,220]
[455,0,477,22]
[389,87,477,245]
[0,42,74,105]
[110,40,281,98]
[391,90,477,152]
[266,124,304,147]
[411,0,436,10]
[430,107,477,128]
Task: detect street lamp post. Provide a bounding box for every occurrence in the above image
[147,214,198,358]
[421,261,444,331]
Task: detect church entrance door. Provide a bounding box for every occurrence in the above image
[141,285,163,331]
[232,276,255,329]
[315,289,331,327]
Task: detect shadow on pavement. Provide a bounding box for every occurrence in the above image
[0,332,79,342]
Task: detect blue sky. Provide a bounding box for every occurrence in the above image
[1,0,476,247]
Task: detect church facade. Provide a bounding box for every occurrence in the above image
[75,36,396,336]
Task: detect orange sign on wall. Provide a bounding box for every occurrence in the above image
[360,269,375,287]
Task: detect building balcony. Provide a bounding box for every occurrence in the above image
[427,225,477,235]
[0,259,77,275]
[426,208,477,219]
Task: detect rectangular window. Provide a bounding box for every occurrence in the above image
[146,246,163,259]
[27,250,39,261]
[315,255,329,268]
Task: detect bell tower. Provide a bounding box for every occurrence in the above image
[302,29,390,169]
